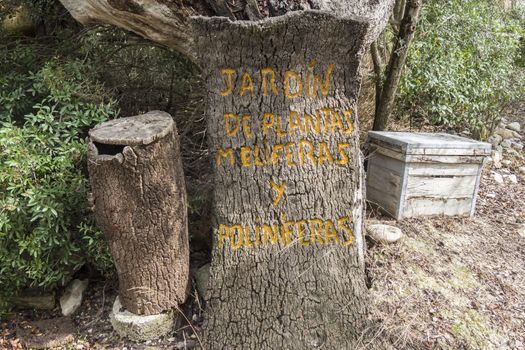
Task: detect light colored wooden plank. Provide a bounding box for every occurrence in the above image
[397,157,410,220]
[367,164,402,194]
[406,154,486,164]
[409,148,490,156]
[369,145,405,161]
[368,131,491,155]
[367,152,405,173]
[408,163,480,176]
[406,175,477,198]
[371,145,487,164]
[366,153,407,220]
[402,197,473,218]
[366,186,399,217]
[470,164,484,216]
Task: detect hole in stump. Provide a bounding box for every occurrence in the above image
[93,141,125,156]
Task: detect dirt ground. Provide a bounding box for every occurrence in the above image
[363,100,525,350]
[365,169,525,349]
[1,100,524,349]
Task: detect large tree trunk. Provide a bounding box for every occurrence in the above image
[193,12,370,348]
[87,111,189,316]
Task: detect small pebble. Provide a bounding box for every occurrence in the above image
[518,226,525,238]
[501,139,512,148]
[507,121,521,132]
[506,174,518,184]
[367,224,403,243]
[493,173,504,184]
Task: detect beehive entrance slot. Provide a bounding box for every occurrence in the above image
[430,175,456,179]
[93,142,125,156]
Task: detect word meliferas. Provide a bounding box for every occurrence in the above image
[217,216,355,249]
[218,63,333,99]
[217,140,351,168]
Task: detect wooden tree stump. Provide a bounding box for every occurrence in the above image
[87,111,189,316]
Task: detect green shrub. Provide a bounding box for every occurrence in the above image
[399,0,525,138]
[0,53,117,298]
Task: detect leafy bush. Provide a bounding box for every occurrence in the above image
[399,0,525,138]
[0,2,205,304]
[0,48,118,298]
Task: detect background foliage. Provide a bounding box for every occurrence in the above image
[397,0,525,138]
[0,44,118,298]
[0,0,205,305]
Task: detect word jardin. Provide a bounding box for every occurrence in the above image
[218,63,333,98]
[217,216,355,249]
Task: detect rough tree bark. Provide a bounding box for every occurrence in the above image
[372,0,422,131]
[87,111,189,316]
[60,0,394,347]
[194,13,371,348]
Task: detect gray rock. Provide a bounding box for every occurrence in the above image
[493,172,504,184]
[512,142,524,151]
[491,150,502,168]
[495,127,520,140]
[518,224,525,238]
[110,297,174,341]
[60,279,88,316]
[507,148,524,159]
[501,139,513,148]
[501,160,512,167]
[195,264,211,299]
[487,134,503,146]
[507,122,521,132]
[505,174,518,184]
[519,167,525,175]
[367,224,403,243]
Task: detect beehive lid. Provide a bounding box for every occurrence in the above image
[368,131,491,156]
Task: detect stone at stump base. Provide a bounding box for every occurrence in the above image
[109,297,174,341]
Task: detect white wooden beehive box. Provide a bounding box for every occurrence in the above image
[366,132,491,220]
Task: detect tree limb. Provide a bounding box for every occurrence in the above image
[371,40,384,113]
[59,0,207,60]
[373,0,422,131]
[59,0,396,62]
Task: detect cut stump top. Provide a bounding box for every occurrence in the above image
[89,111,174,146]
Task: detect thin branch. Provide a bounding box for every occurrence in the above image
[373,0,422,131]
